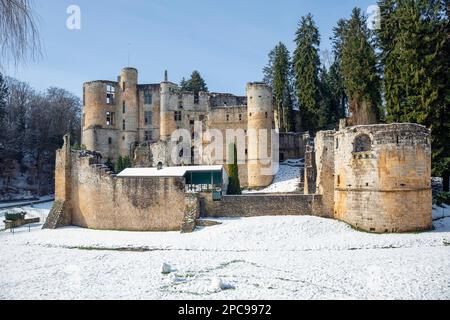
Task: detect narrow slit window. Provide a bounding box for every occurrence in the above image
[145,111,152,125]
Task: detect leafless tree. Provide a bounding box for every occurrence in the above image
[0,0,41,68]
[1,77,81,197]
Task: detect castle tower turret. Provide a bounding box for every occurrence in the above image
[82,80,119,160]
[334,123,432,233]
[119,67,139,157]
[160,81,179,141]
[246,82,274,188]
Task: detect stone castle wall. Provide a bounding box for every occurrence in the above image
[82,68,277,188]
[199,193,325,218]
[51,137,189,231]
[314,131,335,218]
[333,123,432,233]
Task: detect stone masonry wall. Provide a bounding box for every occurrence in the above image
[314,131,335,218]
[69,157,187,231]
[200,193,325,218]
[50,138,190,231]
[334,123,432,233]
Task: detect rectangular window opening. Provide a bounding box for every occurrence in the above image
[144,90,153,105]
[145,111,152,126]
[106,112,115,126]
[106,85,115,104]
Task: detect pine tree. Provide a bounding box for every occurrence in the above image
[330,19,349,119]
[262,48,276,86]
[226,144,241,195]
[340,7,382,125]
[115,156,124,174]
[179,77,187,89]
[377,0,450,190]
[180,71,208,94]
[123,156,132,170]
[264,42,295,132]
[105,158,114,171]
[317,66,339,129]
[293,14,321,132]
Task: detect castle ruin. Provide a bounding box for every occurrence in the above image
[44,67,433,234]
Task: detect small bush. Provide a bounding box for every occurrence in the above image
[434,192,450,207]
[104,158,114,171]
[4,212,26,221]
[72,143,87,151]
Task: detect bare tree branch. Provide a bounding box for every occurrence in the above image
[0,0,41,68]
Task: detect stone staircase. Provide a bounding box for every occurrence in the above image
[42,200,66,229]
[89,164,116,177]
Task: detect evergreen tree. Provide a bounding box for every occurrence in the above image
[340,7,382,125]
[330,19,349,119]
[293,14,321,132]
[262,48,276,86]
[180,71,208,94]
[263,42,295,132]
[179,77,187,89]
[317,66,340,129]
[226,144,242,195]
[105,158,114,171]
[115,156,124,174]
[377,0,449,190]
[123,156,132,170]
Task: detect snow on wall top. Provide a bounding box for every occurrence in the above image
[117,165,224,178]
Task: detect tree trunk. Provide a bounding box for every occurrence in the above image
[443,175,449,192]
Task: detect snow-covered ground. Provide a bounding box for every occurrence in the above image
[0,202,449,300]
[244,159,304,194]
[0,195,54,210]
[0,201,52,230]
[433,204,450,220]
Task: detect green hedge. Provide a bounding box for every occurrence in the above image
[4,212,26,221]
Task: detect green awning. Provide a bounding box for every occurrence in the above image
[185,170,222,185]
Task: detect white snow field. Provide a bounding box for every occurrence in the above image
[0,202,449,300]
[0,201,52,230]
[244,159,304,194]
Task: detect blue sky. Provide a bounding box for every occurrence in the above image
[4,0,375,97]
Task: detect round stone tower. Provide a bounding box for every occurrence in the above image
[334,123,432,233]
[246,82,275,188]
[119,67,139,157]
[160,81,179,141]
[82,80,119,160]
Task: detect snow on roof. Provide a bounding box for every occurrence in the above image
[117,165,224,178]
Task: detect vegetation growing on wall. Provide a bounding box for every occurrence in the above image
[227,144,242,195]
[114,155,132,174]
